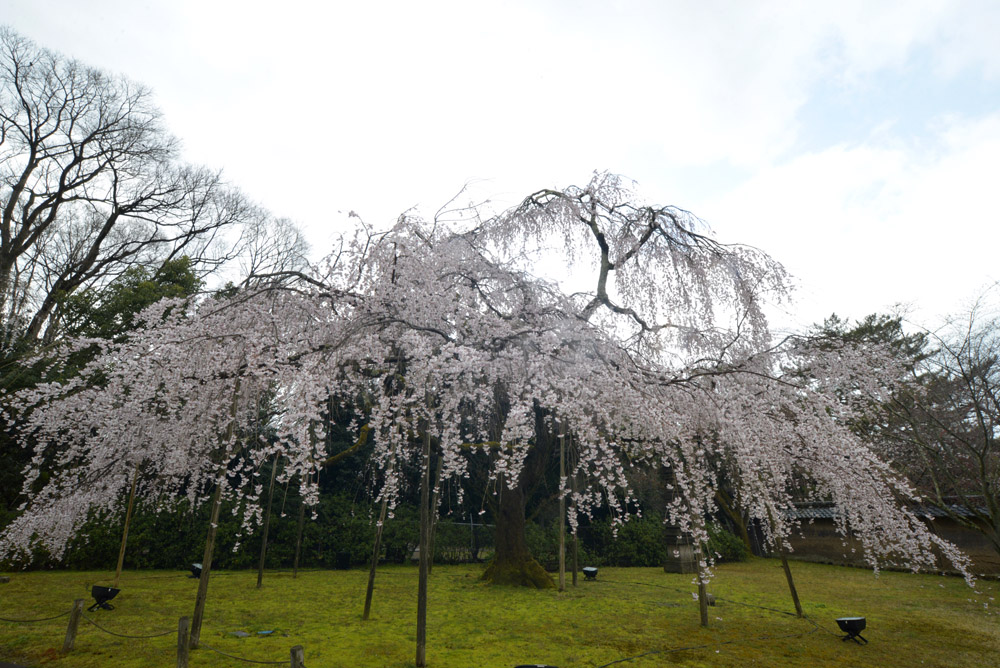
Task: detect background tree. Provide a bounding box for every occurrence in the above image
[0,27,302,347]
[812,308,1000,560]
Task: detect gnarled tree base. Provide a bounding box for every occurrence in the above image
[482,557,555,588]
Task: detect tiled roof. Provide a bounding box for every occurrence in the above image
[785,503,986,520]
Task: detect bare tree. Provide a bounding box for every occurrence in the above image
[886,296,1000,558]
[0,27,270,344]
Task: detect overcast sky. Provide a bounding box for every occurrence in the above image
[5,0,999,332]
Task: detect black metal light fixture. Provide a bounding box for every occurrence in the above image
[88,585,120,611]
[190,563,202,578]
[836,617,868,644]
[582,566,598,580]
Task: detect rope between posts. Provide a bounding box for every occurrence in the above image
[83,615,175,638]
[199,643,289,665]
[0,609,71,623]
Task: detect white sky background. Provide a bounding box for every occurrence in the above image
[5,0,1000,333]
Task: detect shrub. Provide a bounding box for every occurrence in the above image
[706,522,750,563]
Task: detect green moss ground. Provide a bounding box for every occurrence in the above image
[1,559,997,667]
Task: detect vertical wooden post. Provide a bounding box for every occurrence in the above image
[363,493,389,620]
[192,376,242,648]
[293,489,306,578]
[190,481,224,648]
[114,464,140,589]
[176,616,190,668]
[426,454,443,575]
[571,463,578,587]
[257,454,279,589]
[697,543,709,627]
[558,425,566,592]
[290,645,305,668]
[765,508,803,617]
[415,407,432,667]
[62,598,84,653]
[697,579,709,627]
[780,552,804,617]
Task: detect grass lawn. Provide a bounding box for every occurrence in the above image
[1,559,996,667]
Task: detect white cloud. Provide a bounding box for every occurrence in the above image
[699,112,1000,330]
[4,0,1000,325]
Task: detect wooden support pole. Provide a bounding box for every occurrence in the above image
[192,377,242,648]
[558,426,566,593]
[293,489,306,578]
[764,508,803,617]
[697,542,709,627]
[114,464,140,589]
[190,481,224,649]
[176,616,190,668]
[363,493,389,620]
[257,454,279,589]
[62,598,84,653]
[571,466,578,587]
[698,579,709,628]
[426,454,443,575]
[415,409,432,668]
[780,552,804,617]
[290,645,305,668]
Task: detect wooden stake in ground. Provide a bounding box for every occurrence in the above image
[176,616,190,668]
[256,454,279,589]
[62,598,84,653]
[113,463,140,589]
[558,425,566,592]
[363,489,390,620]
[293,477,307,578]
[571,461,578,587]
[780,551,804,617]
[416,411,432,668]
[190,481,223,649]
[427,454,443,575]
[191,375,242,649]
[697,542,709,627]
[764,508,803,617]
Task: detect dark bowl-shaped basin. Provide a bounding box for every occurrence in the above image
[836,617,866,634]
[91,585,120,603]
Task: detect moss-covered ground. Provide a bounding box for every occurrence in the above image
[1,559,997,667]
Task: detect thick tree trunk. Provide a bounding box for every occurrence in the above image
[481,478,554,588]
[482,407,557,588]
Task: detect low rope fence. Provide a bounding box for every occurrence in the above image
[0,598,305,667]
[0,609,71,623]
[82,614,175,638]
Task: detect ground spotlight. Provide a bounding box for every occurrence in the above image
[836,616,867,644]
[88,585,120,611]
